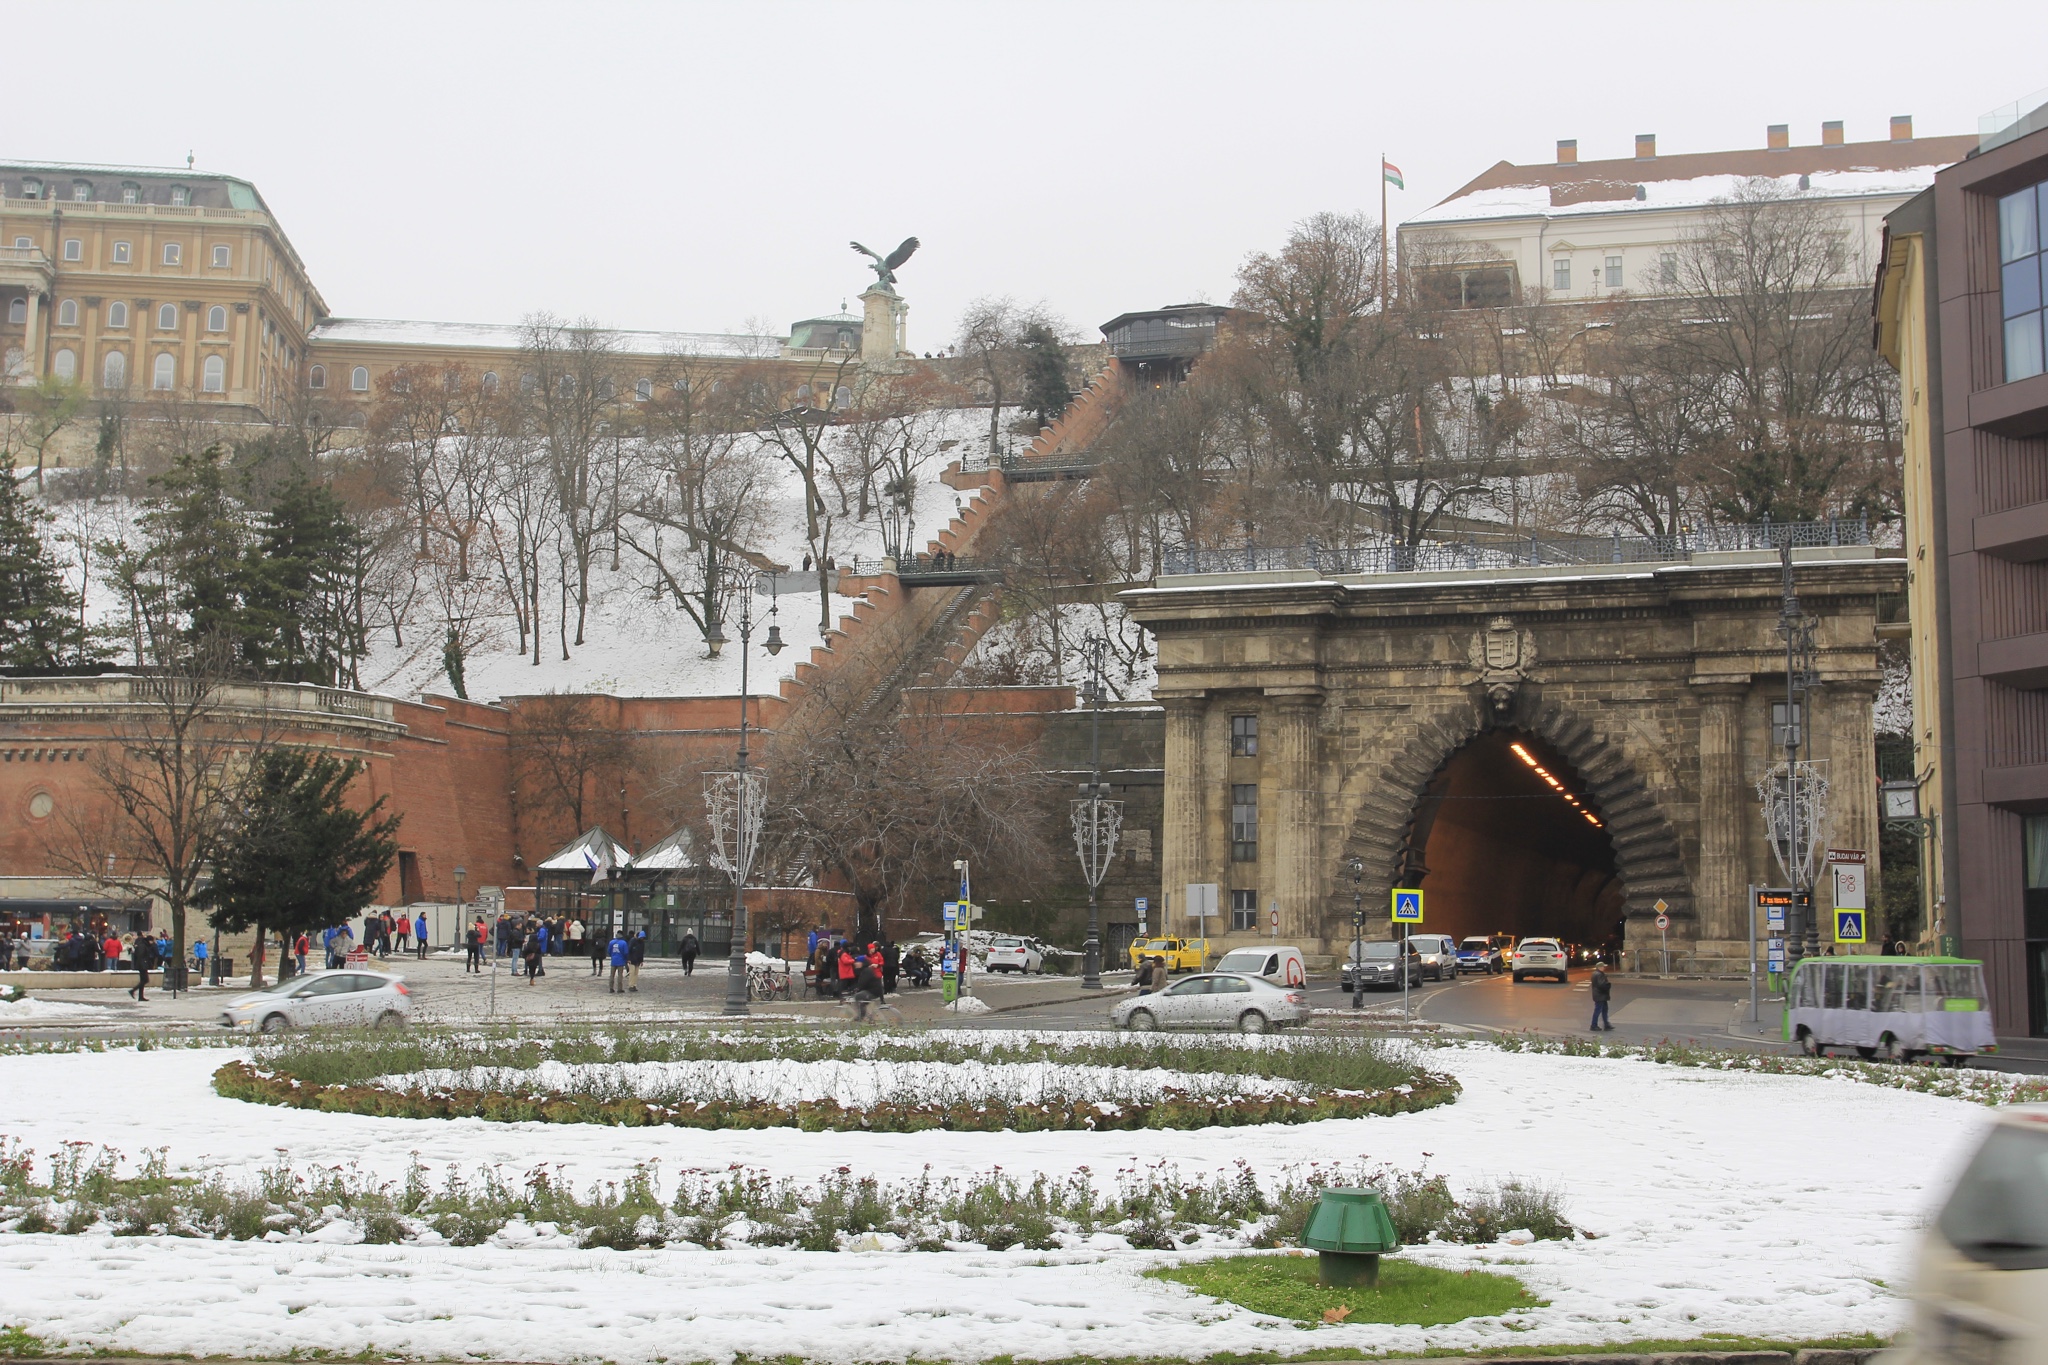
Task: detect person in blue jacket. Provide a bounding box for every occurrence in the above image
[608,931,631,994]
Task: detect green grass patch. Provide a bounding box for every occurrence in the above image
[0,1323,53,1359]
[1148,1251,1540,1328]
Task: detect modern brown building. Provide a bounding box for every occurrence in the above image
[1875,96,2048,1036]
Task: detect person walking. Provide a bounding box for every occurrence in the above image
[464,920,483,973]
[607,930,630,994]
[679,931,699,977]
[533,920,549,976]
[1589,965,1614,1032]
[395,916,411,955]
[591,926,607,976]
[191,936,209,983]
[415,911,429,960]
[627,930,646,992]
[128,931,156,1001]
[521,930,543,983]
[882,938,900,995]
[850,944,882,1022]
[566,918,584,958]
[836,944,857,999]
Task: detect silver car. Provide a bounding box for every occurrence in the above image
[218,970,413,1033]
[1113,972,1309,1033]
[1510,938,1570,983]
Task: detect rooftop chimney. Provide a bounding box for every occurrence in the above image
[1891,114,1914,141]
[1822,120,1844,146]
[1767,124,1789,150]
[1635,133,1657,160]
[1556,139,1578,165]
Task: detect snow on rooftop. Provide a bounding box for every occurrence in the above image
[1406,167,1943,227]
[308,317,784,361]
[536,827,632,872]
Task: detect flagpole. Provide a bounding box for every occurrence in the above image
[1379,150,1388,308]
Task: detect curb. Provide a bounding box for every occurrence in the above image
[1340,1352,1883,1364]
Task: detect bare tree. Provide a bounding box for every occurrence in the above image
[522,315,629,647]
[1,374,90,489]
[510,692,631,844]
[953,297,1061,455]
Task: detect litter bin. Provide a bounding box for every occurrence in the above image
[1299,1187,1399,1287]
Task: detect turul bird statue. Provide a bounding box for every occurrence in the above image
[850,236,920,290]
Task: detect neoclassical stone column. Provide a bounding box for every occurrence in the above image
[1159,693,1207,926]
[1267,692,1325,940]
[1824,681,1881,893]
[1691,680,1749,946]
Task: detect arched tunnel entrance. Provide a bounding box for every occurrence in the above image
[1396,729,1626,953]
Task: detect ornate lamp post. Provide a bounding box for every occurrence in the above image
[1349,856,1365,1010]
[1072,635,1119,990]
[707,570,784,1017]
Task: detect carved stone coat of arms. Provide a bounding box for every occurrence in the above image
[1469,616,1537,714]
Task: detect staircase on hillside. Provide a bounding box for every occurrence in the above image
[848,583,983,728]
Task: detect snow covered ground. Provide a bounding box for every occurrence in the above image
[0,1039,1992,1359]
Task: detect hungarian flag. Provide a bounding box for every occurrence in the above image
[1383,158,1405,190]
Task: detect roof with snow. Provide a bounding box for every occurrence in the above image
[632,828,699,873]
[536,827,634,874]
[308,317,785,361]
[1405,134,1976,228]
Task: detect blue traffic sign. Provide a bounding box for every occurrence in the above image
[1136,897,1149,915]
[1834,909,1865,944]
[1391,889,1424,923]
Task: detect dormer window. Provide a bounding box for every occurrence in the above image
[121,183,140,204]
[21,178,41,200]
[169,186,190,207]
[71,181,91,203]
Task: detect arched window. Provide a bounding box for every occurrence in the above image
[53,349,76,382]
[58,300,79,327]
[635,378,652,401]
[202,355,225,393]
[6,299,23,325]
[350,365,369,392]
[206,306,226,332]
[157,303,179,331]
[308,364,325,389]
[107,301,128,329]
[210,245,230,268]
[519,372,536,394]
[152,353,175,390]
[482,371,499,393]
[102,351,126,389]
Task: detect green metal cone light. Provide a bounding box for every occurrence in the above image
[1300,1188,1400,1287]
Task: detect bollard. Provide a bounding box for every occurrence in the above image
[1299,1188,1399,1287]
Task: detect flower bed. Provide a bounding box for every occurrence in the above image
[216,1027,1459,1133]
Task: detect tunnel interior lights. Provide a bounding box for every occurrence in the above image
[1510,741,1605,829]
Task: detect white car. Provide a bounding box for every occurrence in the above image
[1214,945,1307,987]
[218,970,413,1033]
[983,936,1043,974]
[1113,972,1309,1034]
[1511,938,1570,983]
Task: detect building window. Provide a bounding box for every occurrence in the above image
[1605,254,1623,288]
[71,181,91,202]
[170,186,189,207]
[202,354,225,393]
[152,353,175,390]
[57,299,78,327]
[111,241,132,264]
[102,351,126,389]
[635,377,653,401]
[53,349,76,382]
[307,364,325,389]
[107,301,128,329]
[1771,701,1804,750]
[1231,783,1258,862]
[482,371,499,392]
[157,303,179,331]
[206,305,227,332]
[211,245,230,268]
[62,238,82,262]
[350,365,369,392]
[1553,258,1571,292]
[5,299,22,325]
[21,178,40,200]
[2000,180,2048,384]
[10,237,26,250]
[1231,889,1259,932]
[1660,252,1678,287]
[1230,714,1259,757]
[162,243,182,266]
[121,183,139,204]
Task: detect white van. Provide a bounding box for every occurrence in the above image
[1214,945,1308,988]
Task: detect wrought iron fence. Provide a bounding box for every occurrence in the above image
[1159,518,1871,578]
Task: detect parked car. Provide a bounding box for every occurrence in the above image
[218,970,412,1033]
[1457,936,1506,974]
[1213,945,1307,987]
[1126,936,1210,973]
[1341,939,1423,991]
[1511,938,1570,983]
[1407,933,1457,981]
[1886,1103,2048,1363]
[1113,972,1309,1033]
[983,936,1044,974]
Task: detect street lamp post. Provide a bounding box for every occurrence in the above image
[952,858,973,1007]
[1072,635,1119,991]
[709,570,785,1017]
[1349,857,1364,1010]
[1775,536,1820,970]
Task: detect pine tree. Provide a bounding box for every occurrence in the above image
[121,446,254,659]
[199,748,402,987]
[1019,323,1073,429]
[244,470,366,686]
[0,458,88,669]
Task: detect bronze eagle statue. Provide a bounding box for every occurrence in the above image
[850,236,920,289]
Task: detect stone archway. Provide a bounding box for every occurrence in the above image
[1336,686,1691,939]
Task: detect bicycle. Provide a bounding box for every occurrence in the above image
[747,965,791,1002]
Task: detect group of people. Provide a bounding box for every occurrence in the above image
[491,914,592,960]
[804,931,898,1019]
[358,910,431,961]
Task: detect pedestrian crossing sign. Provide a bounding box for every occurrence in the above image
[1392,889,1424,923]
[1834,909,1865,944]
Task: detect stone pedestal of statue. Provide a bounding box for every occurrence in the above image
[861,286,908,363]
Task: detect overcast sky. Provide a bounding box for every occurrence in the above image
[10,1,2044,347]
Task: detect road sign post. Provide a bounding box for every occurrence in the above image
[1135,897,1148,941]
[1391,889,1423,1020]
[1834,908,1866,945]
[1654,899,1670,975]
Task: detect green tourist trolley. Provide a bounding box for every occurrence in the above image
[1785,956,1997,1065]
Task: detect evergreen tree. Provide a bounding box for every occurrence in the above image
[244,470,367,686]
[118,446,253,660]
[0,458,89,669]
[199,748,402,987]
[1019,323,1072,429]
